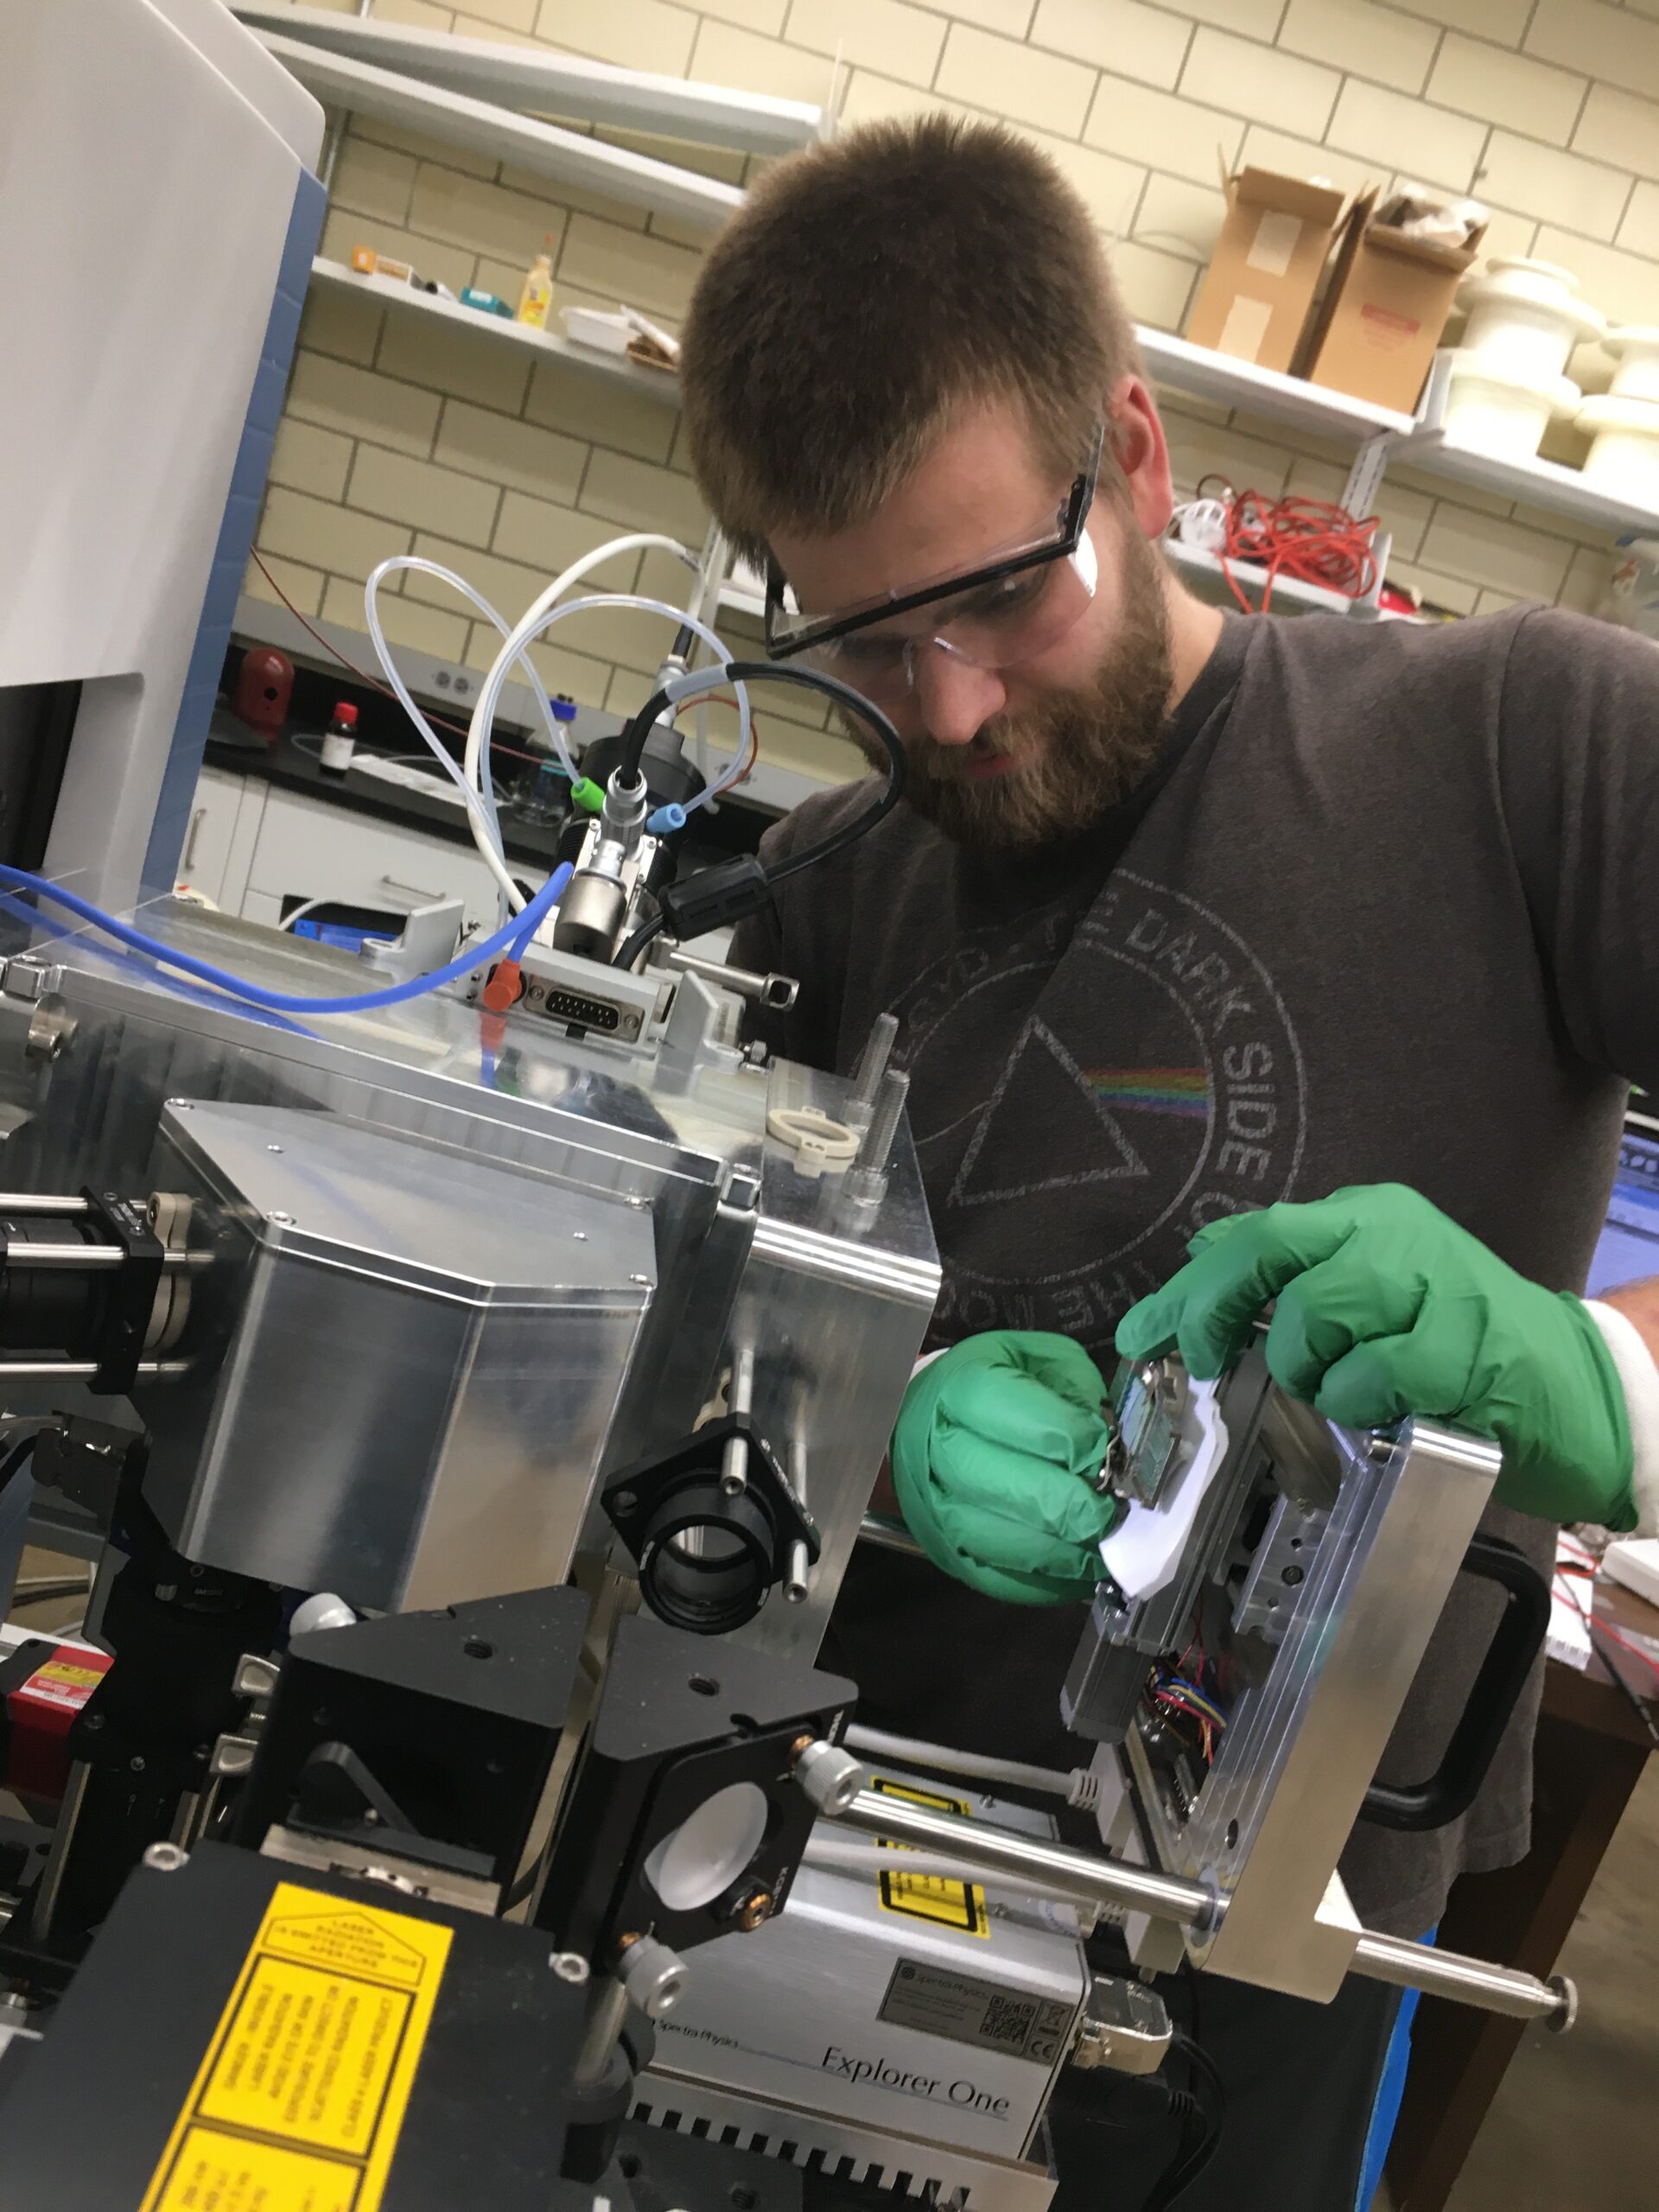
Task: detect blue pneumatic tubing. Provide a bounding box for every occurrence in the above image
[0,861,574,1019]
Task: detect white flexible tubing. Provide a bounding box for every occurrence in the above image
[653,663,757,811]
[843,1723,1081,1802]
[469,595,752,836]
[365,557,553,912]
[464,534,700,798]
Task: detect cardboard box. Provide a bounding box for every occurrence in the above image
[1185,168,1351,374]
[1300,194,1485,412]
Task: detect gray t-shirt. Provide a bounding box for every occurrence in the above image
[730,603,1659,1936]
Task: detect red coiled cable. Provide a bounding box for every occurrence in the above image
[1198,480,1381,615]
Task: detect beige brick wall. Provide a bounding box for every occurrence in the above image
[250,0,1659,787]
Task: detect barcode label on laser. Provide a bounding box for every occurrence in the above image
[880,1960,1077,2064]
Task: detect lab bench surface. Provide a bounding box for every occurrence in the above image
[203,716,569,872]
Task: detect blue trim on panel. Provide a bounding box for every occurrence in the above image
[141,164,327,896]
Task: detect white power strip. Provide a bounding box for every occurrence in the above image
[346,755,469,810]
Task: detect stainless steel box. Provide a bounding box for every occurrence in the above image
[0,905,940,1649]
[134,1098,654,1612]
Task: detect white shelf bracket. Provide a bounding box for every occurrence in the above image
[1343,433,1398,524]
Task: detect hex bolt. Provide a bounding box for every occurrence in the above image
[143,1843,188,1873]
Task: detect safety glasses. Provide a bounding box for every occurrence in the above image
[764,423,1103,704]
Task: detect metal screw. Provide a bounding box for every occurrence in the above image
[611,1490,636,1515]
[143,1843,188,1872]
[83,1713,103,1732]
[630,1274,651,1287]
[788,1734,814,1764]
[550,1951,590,1985]
[734,1890,773,1932]
[267,1143,283,1154]
[572,1230,588,1241]
[1281,1564,1305,1586]
[270,1211,295,1228]
[130,1756,146,1773]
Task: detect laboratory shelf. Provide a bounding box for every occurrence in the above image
[1138,327,1416,443]
[1389,429,1659,539]
[309,257,683,404]
[237,3,823,154]
[271,34,739,231]
[1163,536,1387,618]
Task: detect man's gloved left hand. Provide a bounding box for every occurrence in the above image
[1116,1184,1637,1531]
[890,1332,1118,1606]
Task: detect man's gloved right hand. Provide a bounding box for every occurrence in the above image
[889,1332,1117,1606]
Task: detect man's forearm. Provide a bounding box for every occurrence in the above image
[1586,1279,1659,1534]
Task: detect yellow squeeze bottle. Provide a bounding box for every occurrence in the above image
[517,235,555,330]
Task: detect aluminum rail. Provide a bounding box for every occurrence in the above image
[823,1771,1575,2027]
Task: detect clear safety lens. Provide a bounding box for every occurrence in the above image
[798,532,1097,704]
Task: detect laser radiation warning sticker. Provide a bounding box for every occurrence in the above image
[869,1777,989,1939]
[138,1882,451,2212]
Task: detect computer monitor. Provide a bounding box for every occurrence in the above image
[1586,1116,1659,1296]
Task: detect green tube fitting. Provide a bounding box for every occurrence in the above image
[570,777,605,815]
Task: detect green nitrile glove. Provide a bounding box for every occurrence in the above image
[890,1332,1118,1605]
[1116,1185,1637,1530]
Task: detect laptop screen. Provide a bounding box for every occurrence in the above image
[1587,1121,1659,1296]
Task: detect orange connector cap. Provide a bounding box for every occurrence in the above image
[481,959,523,1013]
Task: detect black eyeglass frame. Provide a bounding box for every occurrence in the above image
[763,421,1105,662]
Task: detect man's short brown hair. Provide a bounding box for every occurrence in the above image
[679,115,1141,569]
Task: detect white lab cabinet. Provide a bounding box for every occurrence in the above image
[239,785,542,934]
[175,767,263,907]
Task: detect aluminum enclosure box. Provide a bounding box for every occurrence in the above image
[0,904,940,1649]
[135,1100,653,1612]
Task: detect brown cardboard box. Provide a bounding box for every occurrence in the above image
[1185,168,1351,374]
[1300,196,1485,412]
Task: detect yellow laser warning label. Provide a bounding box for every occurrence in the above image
[869,1776,988,1939]
[151,2126,359,2212]
[35,1660,104,1688]
[139,1882,452,2212]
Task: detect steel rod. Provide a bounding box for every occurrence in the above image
[574,1972,632,2086]
[665,950,798,1011]
[0,1196,90,1215]
[830,1785,1217,1929]
[0,1245,207,1271]
[0,1245,126,1268]
[830,1780,1576,2028]
[1349,1930,1575,2027]
[859,1511,925,1559]
[0,1359,190,1381]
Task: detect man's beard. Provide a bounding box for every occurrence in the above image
[842,529,1173,855]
